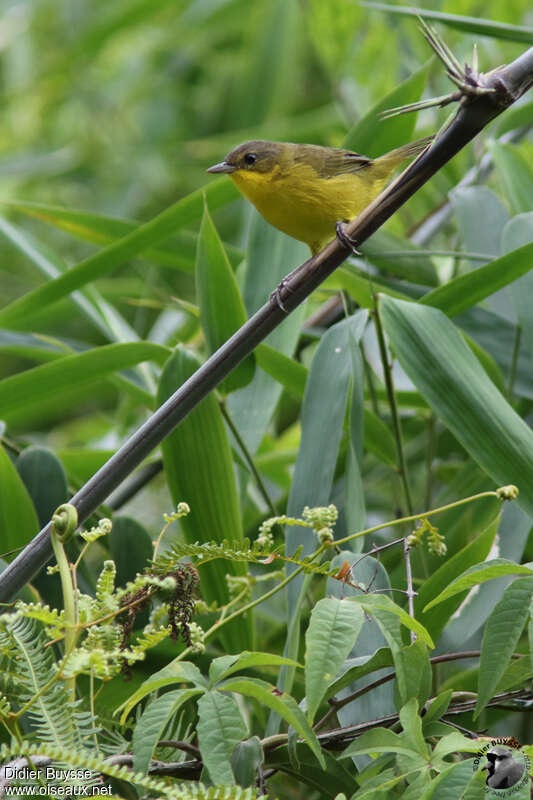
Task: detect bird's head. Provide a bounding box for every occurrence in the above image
[207,141,282,178]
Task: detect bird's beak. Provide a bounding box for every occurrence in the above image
[206,161,236,174]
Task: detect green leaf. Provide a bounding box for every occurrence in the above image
[196,201,254,393]
[449,187,508,264]
[3,200,243,273]
[339,727,425,760]
[361,3,533,43]
[415,512,501,637]
[497,99,533,137]
[424,560,533,612]
[157,347,250,651]
[363,230,438,287]
[197,690,247,784]
[266,742,356,798]
[287,314,367,599]
[118,660,207,724]
[218,677,325,768]
[231,736,264,789]
[108,517,153,587]
[475,576,533,717]
[0,180,236,327]
[227,213,308,454]
[346,324,365,535]
[394,641,431,709]
[326,648,394,698]
[458,306,533,401]
[506,214,533,363]
[16,447,68,528]
[399,698,428,758]
[0,445,40,558]
[0,216,115,338]
[496,654,533,693]
[489,141,533,215]
[381,296,533,518]
[0,342,167,423]
[305,597,364,722]
[423,690,453,725]
[432,732,478,763]
[459,769,492,800]
[57,449,115,485]
[209,652,301,685]
[420,242,533,318]
[0,329,66,363]
[132,688,203,775]
[363,410,397,466]
[255,343,307,399]
[351,594,434,649]
[225,0,302,128]
[418,760,480,800]
[344,61,430,157]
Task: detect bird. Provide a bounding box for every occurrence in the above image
[207,137,432,256]
[482,746,526,789]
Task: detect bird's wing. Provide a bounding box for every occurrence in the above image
[317,149,372,178]
[290,145,372,178]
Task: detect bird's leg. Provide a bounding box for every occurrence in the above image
[271,225,361,312]
[335,221,361,256]
[269,258,314,313]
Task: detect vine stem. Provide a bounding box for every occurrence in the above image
[219,400,277,518]
[403,538,416,639]
[50,509,79,701]
[332,489,501,549]
[373,296,413,515]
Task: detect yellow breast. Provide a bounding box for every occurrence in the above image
[231,162,387,254]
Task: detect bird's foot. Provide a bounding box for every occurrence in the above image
[270,278,291,313]
[335,221,361,256]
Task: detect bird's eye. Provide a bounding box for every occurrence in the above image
[244,153,257,166]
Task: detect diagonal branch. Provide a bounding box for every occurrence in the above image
[1,40,532,603]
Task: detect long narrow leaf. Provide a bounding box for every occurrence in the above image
[421,242,533,318]
[0,342,168,421]
[361,3,533,43]
[381,296,533,518]
[0,181,236,327]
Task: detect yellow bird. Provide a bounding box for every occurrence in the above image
[207,137,431,255]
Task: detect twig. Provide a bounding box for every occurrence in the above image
[404,538,416,639]
[219,401,277,518]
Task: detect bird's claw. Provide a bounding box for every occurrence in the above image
[270,279,291,313]
[335,221,361,256]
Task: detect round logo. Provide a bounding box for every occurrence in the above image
[473,740,530,795]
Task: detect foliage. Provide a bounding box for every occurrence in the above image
[1,0,533,797]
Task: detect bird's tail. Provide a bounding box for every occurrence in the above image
[376,136,433,168]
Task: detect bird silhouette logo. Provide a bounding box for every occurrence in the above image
[482,746,526,790]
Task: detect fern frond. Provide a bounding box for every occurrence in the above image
[0,742,173,796]
[153,539,277,573]
[154,539,333,580]
[133,625,171,651]
[94,560,118,615]
[6,617,93,749]
[169,785,265,799]
[6,603,65,629]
